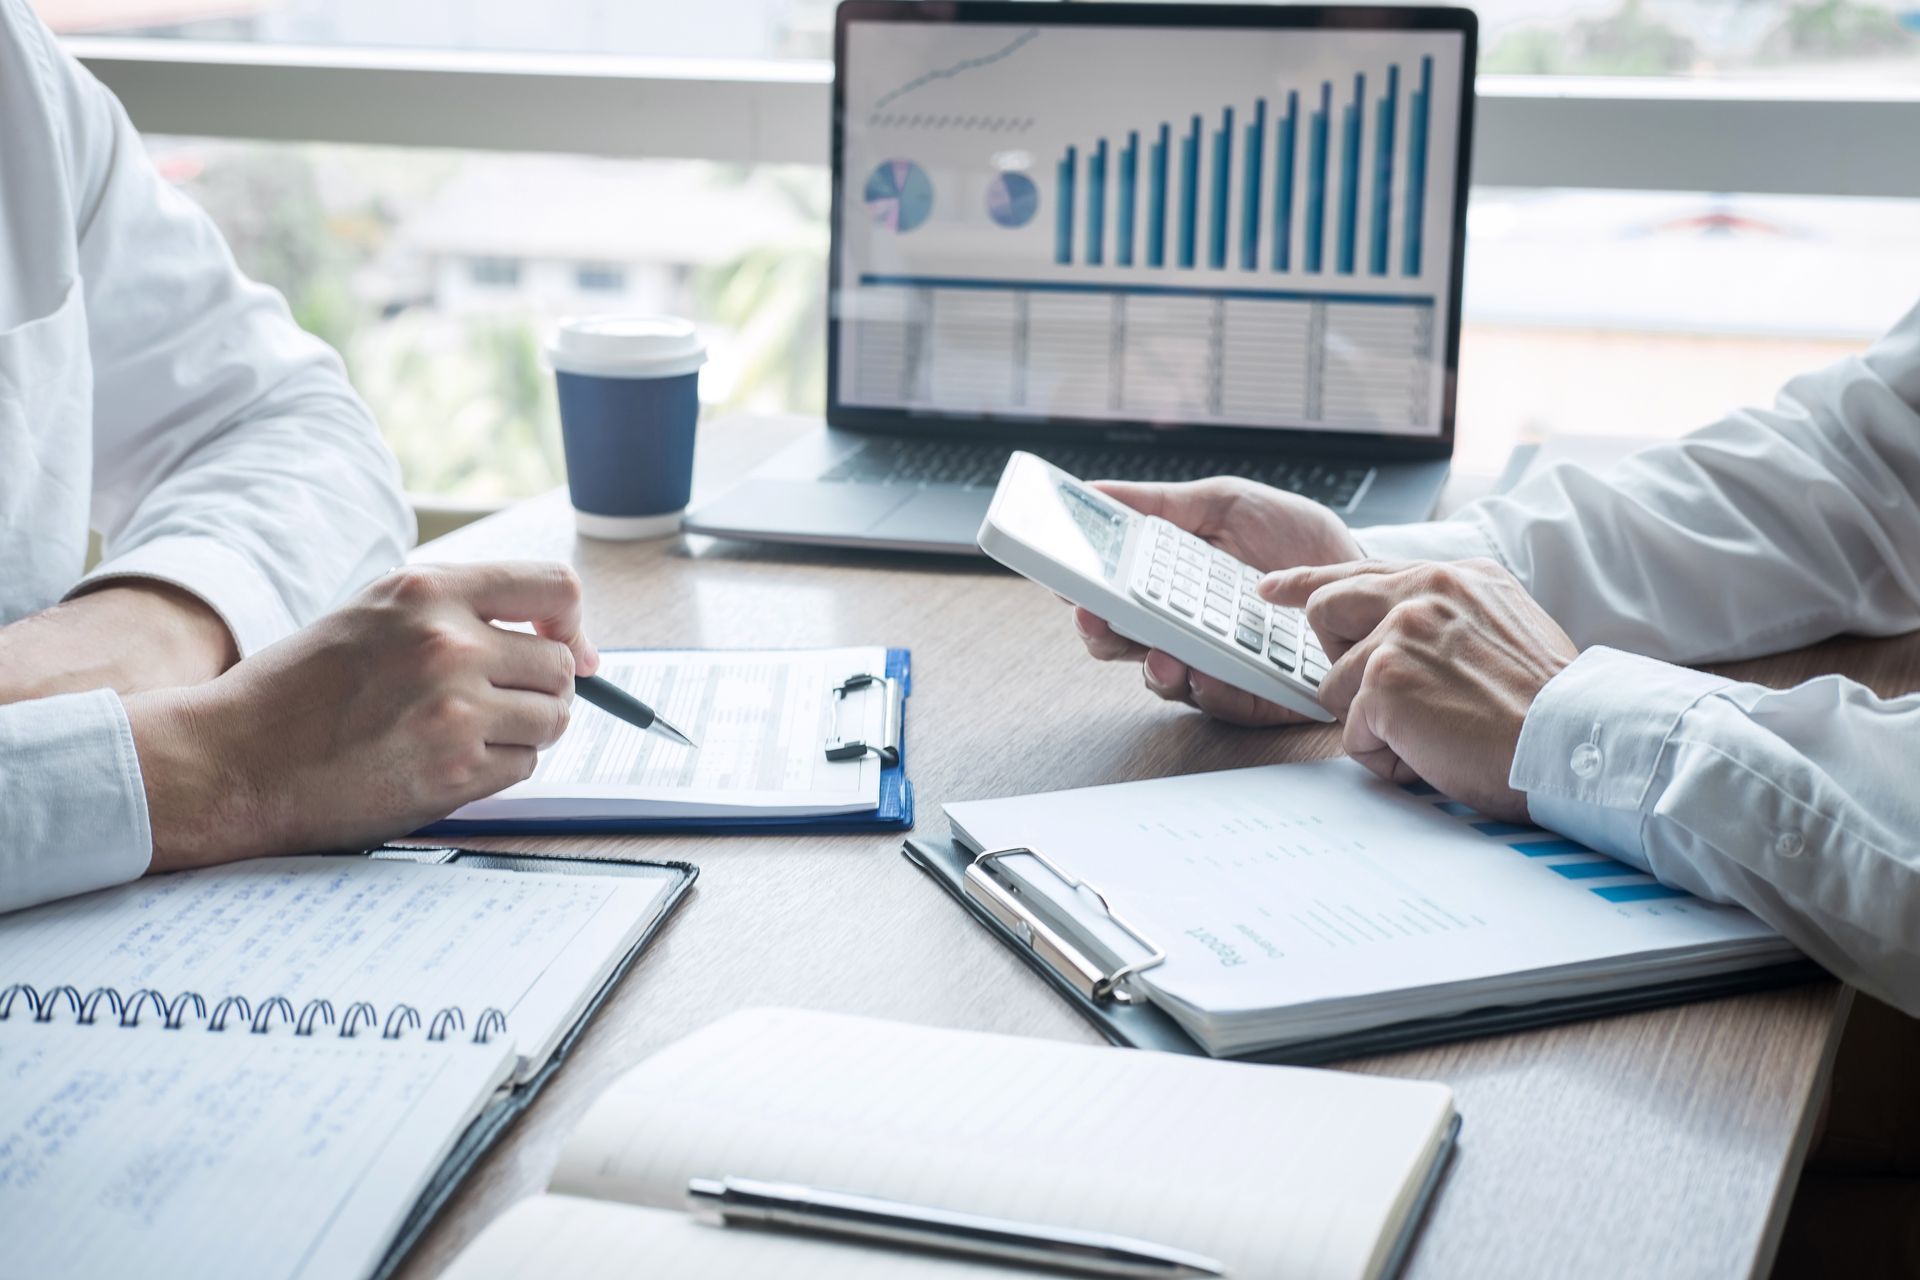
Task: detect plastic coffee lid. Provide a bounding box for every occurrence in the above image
[547,315,707,379]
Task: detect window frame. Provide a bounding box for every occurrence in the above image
[67,37,1920,199]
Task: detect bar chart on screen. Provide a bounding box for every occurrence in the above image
[837,19,1466,433]
[1042,60,1432,281]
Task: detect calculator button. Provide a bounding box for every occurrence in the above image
[1169,594,1200,617]
[1145,578,1166,600]
[1302,657,1329,681]
[1202,607,1231,634]
[1234,625,1263,652]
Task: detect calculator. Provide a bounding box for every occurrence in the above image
[977,451,1333,723]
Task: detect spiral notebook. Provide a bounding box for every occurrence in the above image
[421,646,912,836]
[0,848,696,1280]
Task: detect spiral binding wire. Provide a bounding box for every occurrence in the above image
[0,983,506,1043]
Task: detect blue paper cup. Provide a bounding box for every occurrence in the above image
[547,315,707,540]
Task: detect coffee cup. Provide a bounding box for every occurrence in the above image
[546,315,706,540]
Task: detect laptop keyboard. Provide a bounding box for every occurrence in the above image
[819,438,1374,512]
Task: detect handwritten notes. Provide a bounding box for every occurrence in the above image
[0,855,676,1077]
[0,1021,510,1280]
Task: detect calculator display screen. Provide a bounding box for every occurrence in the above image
[996,455,1134,582]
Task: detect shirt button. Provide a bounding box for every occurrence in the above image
[1774,830,1806,859]
[1570,742,1604,779]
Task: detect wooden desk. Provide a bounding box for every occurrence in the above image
[393,417,1908,1280]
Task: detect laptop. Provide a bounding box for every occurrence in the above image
[685,1,1478,554]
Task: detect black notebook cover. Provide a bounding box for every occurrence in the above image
[366,846,696,1280]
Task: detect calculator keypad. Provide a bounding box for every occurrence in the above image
[1131,518,1329,687]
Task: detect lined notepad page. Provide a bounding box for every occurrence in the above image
[450,647,890,821]
[442,1196,1004,1280]
[0,1021,512,1280]
[0,856,673,1078]
[549,1009,1454,1280]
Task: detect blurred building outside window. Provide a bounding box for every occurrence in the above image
[31,0,1920,501]
[575,264,628,293]
[34,0,1920,79]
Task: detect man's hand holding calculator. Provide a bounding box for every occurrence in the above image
[998,456,1579,824]
[1069,478,1362,727]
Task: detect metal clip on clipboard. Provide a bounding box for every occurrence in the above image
[962,848,1167,1004]
[823,672,903,767]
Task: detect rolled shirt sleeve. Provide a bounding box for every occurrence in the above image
[0,691,151,912]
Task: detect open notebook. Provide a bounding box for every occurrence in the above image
[0,850,694,1280]
[426,646,910,832]
[439,1009,1459,1280]
[925,760,1808,1061]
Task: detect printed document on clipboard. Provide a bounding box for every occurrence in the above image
[423,646,912,834]
[935,760,1804,1061]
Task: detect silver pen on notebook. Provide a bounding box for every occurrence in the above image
[687,1176,1226,1278]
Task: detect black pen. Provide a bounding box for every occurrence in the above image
[573,675,698,748]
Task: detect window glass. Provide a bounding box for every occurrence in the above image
[1455,187,1918,472]
[575,263,628,293]
[141,136,1918,499]
[467,257,522,288]
[148,138,828,500]
[35,0,1920,81]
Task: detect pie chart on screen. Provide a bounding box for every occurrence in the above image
[986,172,1039,228]
[865,160,934,233]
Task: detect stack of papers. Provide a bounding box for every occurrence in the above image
[946,761,1799,1057]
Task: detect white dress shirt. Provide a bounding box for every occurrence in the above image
[1360,300,1920,1014]
[0,0,413,912]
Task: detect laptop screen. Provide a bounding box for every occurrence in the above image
[831,6,1472,445]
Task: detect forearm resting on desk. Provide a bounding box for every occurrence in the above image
[0,581,237,703]
[126,561,593,875]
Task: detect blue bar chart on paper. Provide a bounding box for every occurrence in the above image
[1414,785,1700,912]
[837,20,1466,435]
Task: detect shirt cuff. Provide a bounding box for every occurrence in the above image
[1510,647,1732,870]
[0,690,152,913]
[73,535,298,658]
[1354,518,1506,567]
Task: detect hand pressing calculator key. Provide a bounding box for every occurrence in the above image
[977,451,1334,723]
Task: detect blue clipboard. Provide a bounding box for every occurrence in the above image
[417,648,912,837]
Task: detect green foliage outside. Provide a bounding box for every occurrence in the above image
[1484,0,1697,74]
[1485,0,1918,75]
[171,143,829,503]
[1767,0,1914,60]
